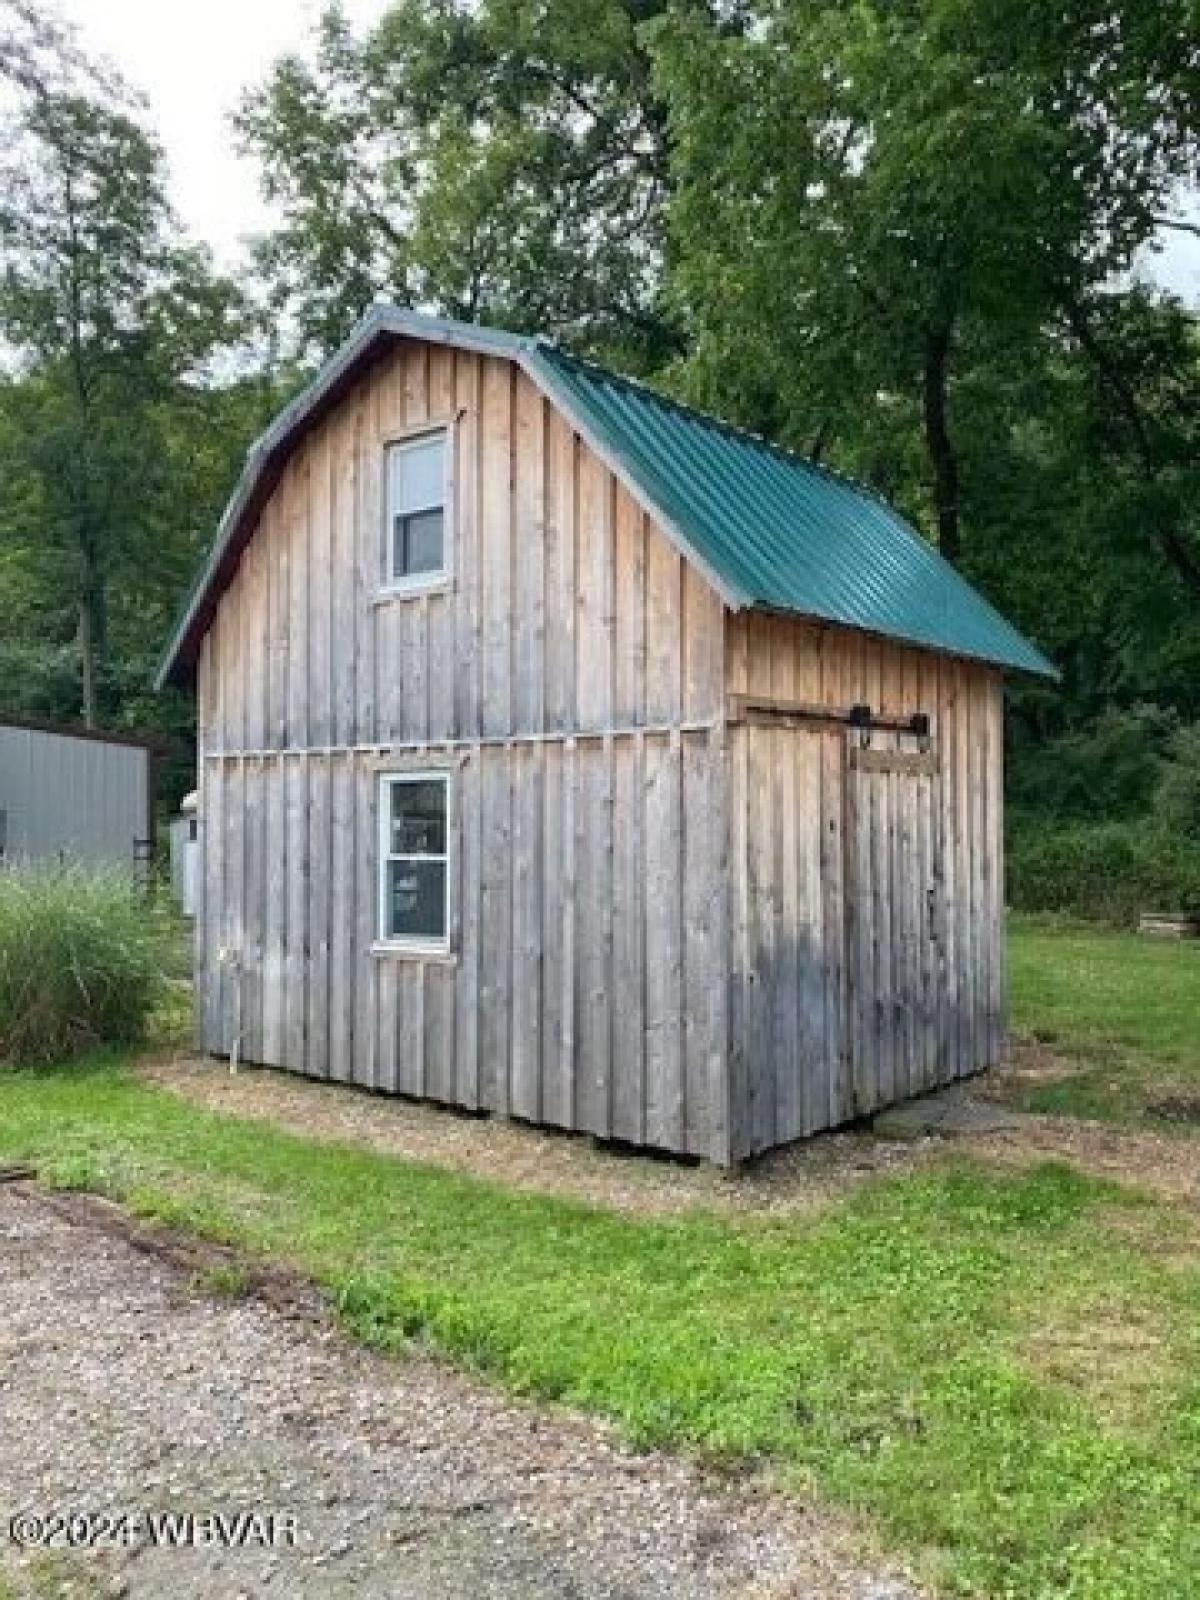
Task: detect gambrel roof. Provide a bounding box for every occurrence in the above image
[157,306,1057,687]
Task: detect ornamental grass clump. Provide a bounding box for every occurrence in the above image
[0,863,167,1064]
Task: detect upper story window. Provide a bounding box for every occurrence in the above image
[385,428,449,591]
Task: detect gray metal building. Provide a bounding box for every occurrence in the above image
[0,717,154,873]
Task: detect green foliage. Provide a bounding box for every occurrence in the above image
[1,1055,1199,1596]
[1008,706,1175,822]
[1154,724,1200,839]
[649,0,1199,561]
[0,7,280,741]
[235,0,691,369]
[0,865,168,1064]
[1008,819,1200,923]
[2,0,1198,879]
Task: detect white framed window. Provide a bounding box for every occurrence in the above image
[377,771,451,953]
[384,428,449,592]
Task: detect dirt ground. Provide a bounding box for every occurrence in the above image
[0,1183,916,1600]
[141,1050,1200,1216]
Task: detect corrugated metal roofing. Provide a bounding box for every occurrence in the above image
[525,341,1056,678]
[157,307,1056,685]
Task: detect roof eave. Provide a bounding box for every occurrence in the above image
[745,601,1060,681]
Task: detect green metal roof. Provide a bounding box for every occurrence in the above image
[158,307,1056,685]
[525,341,1057,678]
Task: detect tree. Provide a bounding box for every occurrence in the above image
[236,0,715,370]
[649,0,1200,564]
[0,0,113,98]
[0,80,248,724]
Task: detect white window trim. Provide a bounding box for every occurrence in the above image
[376,769,452,957]
[380,423,454,597]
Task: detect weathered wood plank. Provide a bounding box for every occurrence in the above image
[986,676,1006,1066]
[480,358,513,738]
[305,755,331,1079]
[575,737,613,1135]
[454,751,482,1108]
[453,350,482,740]
[284,755,308,1074]
[644,523,681,724]
[332,401,359,746]
[510,740,543,1121]
[683,727,723,1157]
[223,758,246,1058]
[424,961,457,1105]
[613,488,646,727]
[644,732,683,1151]
[479,744,512,1112]
[307,427,333,748]
[539,739,569,1127]
[576,449,613,732]
[770,634,802,1146]
[543,417,576,732]
[512,375,546,734]
[396,960,425,1099]
[328,753,356,1082]
[201,753,225,1053]
[354,758,378,1090]
[611,733,645,1145]
[262,756,286,1065]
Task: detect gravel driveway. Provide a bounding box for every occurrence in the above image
[0,1185,916,1600]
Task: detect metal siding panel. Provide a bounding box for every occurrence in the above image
[0,726,145,870]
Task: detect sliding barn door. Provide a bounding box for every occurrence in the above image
[844,736,945,1113]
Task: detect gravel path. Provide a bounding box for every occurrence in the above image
[0,1185,917,1600]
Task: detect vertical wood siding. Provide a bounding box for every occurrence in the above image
[195,336,1007,1163]
[196,342,731,1159]
[725,614,1005,1157]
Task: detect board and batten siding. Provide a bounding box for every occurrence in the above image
[724,613,1005,1158]
[195,340,732,1159]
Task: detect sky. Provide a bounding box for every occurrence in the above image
[50,0,1200,303]
[54,0,391,270]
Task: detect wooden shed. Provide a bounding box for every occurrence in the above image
[158,309,1055,1164]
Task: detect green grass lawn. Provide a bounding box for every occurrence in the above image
[1,1055,1199,1599]
[1008,913,1200,1124]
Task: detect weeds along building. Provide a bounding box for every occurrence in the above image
[158,309,1056,1163]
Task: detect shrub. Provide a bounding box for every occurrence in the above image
[0,864,168,1065]
[1007,705,1175,822]
[1007,818,1200,924]
[1153,722,1200,839]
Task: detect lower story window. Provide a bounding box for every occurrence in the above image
[378,771,450,951]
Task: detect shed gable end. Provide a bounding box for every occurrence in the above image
[198,338,725,758]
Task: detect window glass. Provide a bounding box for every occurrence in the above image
[392,433,444,512]
[387,431,447,584]
[380,774,449,946]
[392,507,444,580]
[390,780,447,855]
[387,859,447,942]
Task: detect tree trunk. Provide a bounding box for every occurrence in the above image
[922,322,961,564]
[1064,293,1200,608]
[77,539,105,729]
